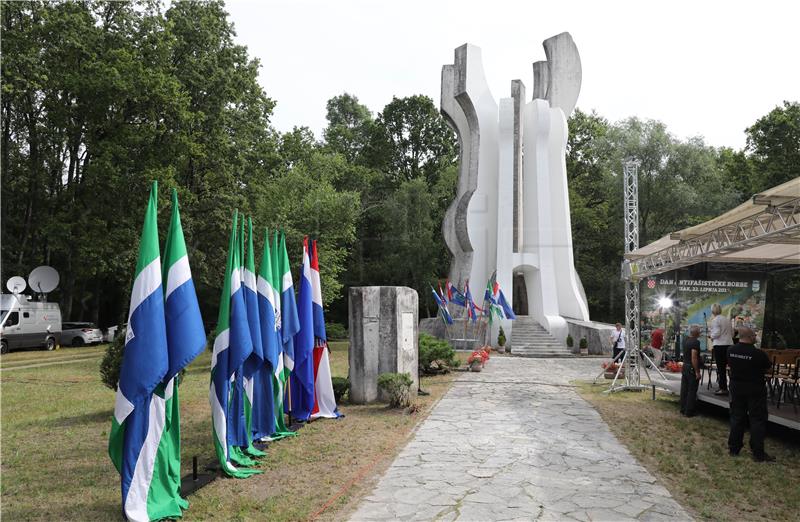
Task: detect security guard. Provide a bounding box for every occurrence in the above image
[727,327,774,462]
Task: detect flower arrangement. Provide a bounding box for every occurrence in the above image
[601,360,620,371]
[665,361,683,373]
[468,348,491,372]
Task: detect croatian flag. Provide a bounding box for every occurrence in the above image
[208,211,261,478]
[310,240,340,419]
[108,181,170,522]
[159,188,206,516]
[465,281,479,322]
[289,237,315,421]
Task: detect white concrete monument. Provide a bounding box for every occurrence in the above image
[440,32,590,348]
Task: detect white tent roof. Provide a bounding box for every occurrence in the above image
[626,177,800,278]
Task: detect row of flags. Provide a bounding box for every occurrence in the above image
[430,275,516,326]
[209,210,341,479]
[110,182,339,521]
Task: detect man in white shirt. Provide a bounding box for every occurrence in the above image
[610,323,626,361]
[709,303,734,395]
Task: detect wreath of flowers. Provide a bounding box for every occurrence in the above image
[467,347,491,366]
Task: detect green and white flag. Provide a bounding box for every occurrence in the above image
[209,211,261,478]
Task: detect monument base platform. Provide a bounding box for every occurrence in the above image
[565,319,615,355]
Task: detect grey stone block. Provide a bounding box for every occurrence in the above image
[566,319,616,355]
[349,286,419,404]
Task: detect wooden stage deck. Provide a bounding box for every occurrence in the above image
[654,372,800,431]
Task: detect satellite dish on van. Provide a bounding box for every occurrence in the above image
[6,276,26,294]
[28,266,59,294]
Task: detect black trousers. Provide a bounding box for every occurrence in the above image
[713,345,730,390]
[680,372,699,415]
[728,381,768,456]
[613,346,624,361]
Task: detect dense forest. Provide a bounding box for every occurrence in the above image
[2,1,798,343]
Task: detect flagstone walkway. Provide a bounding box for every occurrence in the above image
[350,357,691,521]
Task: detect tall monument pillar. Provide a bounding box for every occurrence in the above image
[440,32,590,347]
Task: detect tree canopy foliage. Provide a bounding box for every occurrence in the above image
[2,1,797,344]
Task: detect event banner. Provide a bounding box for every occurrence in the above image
[640,271,768,350]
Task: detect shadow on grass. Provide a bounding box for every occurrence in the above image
[46,409,113,428]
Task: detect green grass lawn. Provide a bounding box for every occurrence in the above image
[1,342,459,521]
[575,381,800,522]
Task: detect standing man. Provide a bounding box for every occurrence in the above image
[679,325,703,417]
[727,327,773,462]
[610,323,625,361]
[709,303,734,396]
[649,326,665,367]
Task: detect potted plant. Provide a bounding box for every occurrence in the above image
[566,334,574,349]
[579,337,588,355]
[497,326,507,352]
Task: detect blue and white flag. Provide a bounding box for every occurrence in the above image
[289,237,315,421]
[159,188,206,515]
[431,286,454,325]
[108,181,170,521]
[498,289,516,320]
[209,211,261,478]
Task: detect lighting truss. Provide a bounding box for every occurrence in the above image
[630,197,800,279]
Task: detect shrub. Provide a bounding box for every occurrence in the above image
[100,330,125,391]
[566,334,574,347]
[331,376,350,403]
[377,372,413,408]
[579,337,588,350]
[326,322,348,340]
[498,326,507,346]
[418,333,459,375]
[101,327,185,391]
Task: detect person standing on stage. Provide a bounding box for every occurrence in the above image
[709,303,734,396]
[610,323,625,361]
[727,327,774,462]
[649,326,665,367]
[679,325,703,417]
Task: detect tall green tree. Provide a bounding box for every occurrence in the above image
[744,101,800,193]
[322,93,374,163]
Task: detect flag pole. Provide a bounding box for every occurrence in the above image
[286,375,294,428]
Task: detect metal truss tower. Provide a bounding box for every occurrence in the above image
[600,158,666,392]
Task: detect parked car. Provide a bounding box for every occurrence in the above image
[61,322,104,347]
[1,294,62,354]
[104,323,127,343]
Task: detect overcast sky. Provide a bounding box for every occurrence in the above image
[225,0,799,150]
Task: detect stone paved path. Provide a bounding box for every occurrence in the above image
[350,357,691,521]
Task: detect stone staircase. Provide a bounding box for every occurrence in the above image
[510,316,575,358]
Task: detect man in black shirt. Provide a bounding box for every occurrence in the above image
[679,325,702,417]
[727,327,774,462]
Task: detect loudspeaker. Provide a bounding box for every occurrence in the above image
[688,262,708,280]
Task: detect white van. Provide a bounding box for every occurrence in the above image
[0,294,62,354]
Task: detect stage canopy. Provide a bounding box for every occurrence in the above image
[626,177,800,279]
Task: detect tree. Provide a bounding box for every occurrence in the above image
[370,95,457,184]
[745,101,800,193]
[322,93,374,163]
